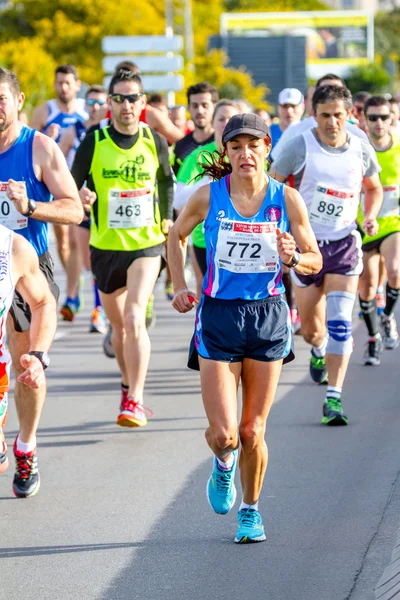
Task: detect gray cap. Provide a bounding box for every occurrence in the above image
[222,113,270,144]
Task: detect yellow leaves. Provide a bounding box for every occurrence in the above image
[0,37,56,112]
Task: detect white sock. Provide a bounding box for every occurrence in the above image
[16,436,36,454]
[216,453,234,471]
[326,386,342,401]
[312,337,328,358]
[239,500,259,511]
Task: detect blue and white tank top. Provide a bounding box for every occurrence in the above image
[202,175,289,300]
[43,98,88,143]
[0,127,52,256]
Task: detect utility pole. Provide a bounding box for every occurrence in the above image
[165,0,175,106]
[184,0,195,71]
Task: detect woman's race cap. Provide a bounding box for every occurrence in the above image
[222,113,270,144]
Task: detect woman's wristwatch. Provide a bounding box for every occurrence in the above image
[281,251,300,269]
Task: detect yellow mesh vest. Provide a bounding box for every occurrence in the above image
[89,126,165,251]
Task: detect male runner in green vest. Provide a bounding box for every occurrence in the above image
[71,70,174,426]
[358,95,400,364]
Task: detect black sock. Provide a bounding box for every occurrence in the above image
[384,284,400,317]
[359,297,378,337]
[282,272,294,309]
[121,382,129,391]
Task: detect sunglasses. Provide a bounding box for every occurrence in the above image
[86,98,106,106]
[110,93,144,104]
[353,105,364,114]
[366,114,391,122]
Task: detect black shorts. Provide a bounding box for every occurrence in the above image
[193,245,207,276]
[9,250,60,333]
[362,231,399,253]
[90,244,165,294]
[188,294,294,371]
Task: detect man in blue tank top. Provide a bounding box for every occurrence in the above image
[0,68,83,498]
[168,114,322,544]
[30,64,88,273]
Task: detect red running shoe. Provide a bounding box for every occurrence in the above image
[13,437,40,498]
[117,397,153,428]
[0,397,8,473]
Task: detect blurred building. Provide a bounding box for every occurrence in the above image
[325,0,400,9]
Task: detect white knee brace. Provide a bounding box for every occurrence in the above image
[326,291,356,355]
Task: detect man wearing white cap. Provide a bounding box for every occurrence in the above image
[270,88,304,149]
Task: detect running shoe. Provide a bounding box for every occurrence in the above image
[376,291,385,316]
[120,385,129,411]
[235,508,266,544]
[0,398,8,474]
[60,297,76,322]
[380,314,400,350]
[146,294,156,329]
[13,438,40,498]
[362,337,383,366]
[116,397,153,428]
[103,324,115,359]
[206,450,238,515]
[321,398,348,426]
[309,350,328,384]
[165,280,174,301]
[89,306,106,334]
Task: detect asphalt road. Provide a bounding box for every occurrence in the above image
[1,257,400,600]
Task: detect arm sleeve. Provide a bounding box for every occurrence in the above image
[71,133,96,189]
[154,131,175,221]
[361,140,382,178]
[271,135,307,178]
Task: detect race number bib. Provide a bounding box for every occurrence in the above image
[216,220,279,274]
[108,188,154,229]
[0,183,28,230]
[310,184,358,231]
[379,185,399,218]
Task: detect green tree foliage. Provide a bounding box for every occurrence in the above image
[0,0,327,110]
[345,63,391,95]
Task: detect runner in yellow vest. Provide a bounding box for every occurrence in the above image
[71,70,174,427]
[358,95,400,364]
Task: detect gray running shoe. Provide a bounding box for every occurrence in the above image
[362,338,383,366]
[380,315,400,350]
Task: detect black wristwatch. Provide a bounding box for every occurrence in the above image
[28,351,50,370]
[282,251,300,269]
[22,199,37,217]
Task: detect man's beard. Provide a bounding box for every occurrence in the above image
[0,116,12,133]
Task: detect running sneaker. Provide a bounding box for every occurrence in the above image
[120,385,129,411]
[321,398,348,426]
[206,450,238,515]
[60,297,76,322]
[309,350,328,384]
[0,398,8,474]
[380,315,400,350]
[165,280,174,301]
[146,294,156,329]
[376,291,385,316]
[103,324,115,359]
[13,438,40,498]
[235,508,266,544]
[116,397,153,428]
[362,337,383,366]
[89,306,106,334]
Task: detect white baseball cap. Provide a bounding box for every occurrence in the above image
[278,88,304,106]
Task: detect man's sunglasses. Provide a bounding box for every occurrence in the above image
[86,98,107,106]
[366,114,391,122]
[110,93,144,104]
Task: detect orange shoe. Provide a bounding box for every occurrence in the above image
[0,398,8,473]
[116,397,153,428]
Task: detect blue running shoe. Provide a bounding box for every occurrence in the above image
[206,450,237,515]
[235,508,266,544]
